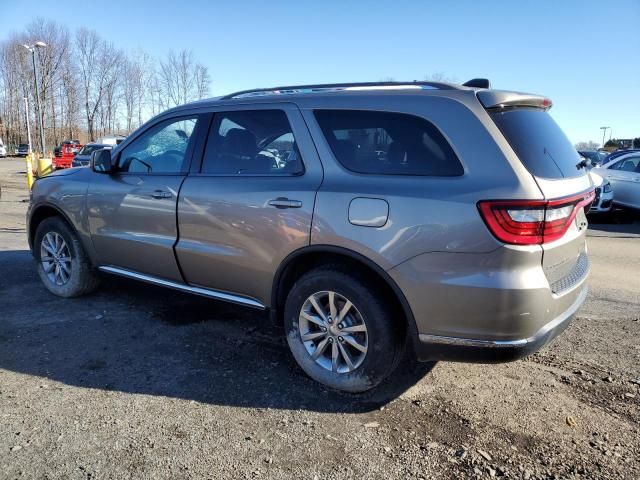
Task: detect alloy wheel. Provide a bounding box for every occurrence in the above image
[298,291,368,373]
[40,232,72,286]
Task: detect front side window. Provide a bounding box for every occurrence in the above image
[314,110,463,176]
[201,110,304,175]
[117,117,198,173]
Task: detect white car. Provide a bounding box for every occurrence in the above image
[588,170,614,213]
[0,140,6,157]
[593,152,640,211]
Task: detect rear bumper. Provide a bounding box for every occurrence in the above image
[415,283,586,362]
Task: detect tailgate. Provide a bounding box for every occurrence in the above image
[487,101,594,293]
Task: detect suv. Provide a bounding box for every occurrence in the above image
[16,144,30,157]
[27,80,594,392]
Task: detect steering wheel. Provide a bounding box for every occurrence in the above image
[164,149,184,157]
[127,156,153,173]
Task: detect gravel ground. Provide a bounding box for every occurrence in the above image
[1,157,639,479]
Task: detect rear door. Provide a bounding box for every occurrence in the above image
[488,105,593,293]
[175,104,323,306]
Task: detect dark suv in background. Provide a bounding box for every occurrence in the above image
[28,80,593,392]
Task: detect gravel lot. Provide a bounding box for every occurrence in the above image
[1,157,639,479]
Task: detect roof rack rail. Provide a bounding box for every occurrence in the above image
[221,81,458,100]
[462,78,491,89]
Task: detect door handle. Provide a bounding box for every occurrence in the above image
[268,197,302,209]
[151,190,172,199]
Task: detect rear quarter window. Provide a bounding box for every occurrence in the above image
[314,110,463,176]
[490,108,584,179]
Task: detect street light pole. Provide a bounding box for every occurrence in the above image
[23,97,33,154]
[600,126,610,148]
[22,42,47,157]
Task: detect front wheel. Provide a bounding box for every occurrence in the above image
[34,217,100,298]
[284,266,403,392]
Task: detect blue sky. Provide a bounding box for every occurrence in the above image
[2,0,638,144]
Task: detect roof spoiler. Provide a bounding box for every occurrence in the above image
[462,78,491,89]
[477,90,553,110]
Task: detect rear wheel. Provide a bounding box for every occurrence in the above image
[284,266,403,392]
[34,217,100,297]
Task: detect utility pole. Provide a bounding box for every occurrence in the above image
[22,42,47,157]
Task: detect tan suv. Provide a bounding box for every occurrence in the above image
[28,80,594,392]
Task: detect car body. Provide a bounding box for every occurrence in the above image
[593,152,640,210]
[587,170,613,213]
[27,80,594,392]
[578,150,608,167]
[71,143,112,167]
[16,144,30,157]
[0,140,6,158]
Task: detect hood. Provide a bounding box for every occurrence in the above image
[43,167,83,177]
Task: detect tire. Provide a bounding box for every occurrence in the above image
[284,265,403,392]
[34,216,100,297]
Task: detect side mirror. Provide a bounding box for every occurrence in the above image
[92,149,113,173]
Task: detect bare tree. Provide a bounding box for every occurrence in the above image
[575,141,600,150]
[424,72,458,84]
[1,20,212,147]
[76,28,121,141]
[158,49,210,107]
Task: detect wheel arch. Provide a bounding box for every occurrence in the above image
[28,203,77,252]
[271,245,419,346]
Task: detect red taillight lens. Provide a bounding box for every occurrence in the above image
[478,190,595,245]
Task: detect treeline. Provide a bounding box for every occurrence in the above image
[0,18,211,150]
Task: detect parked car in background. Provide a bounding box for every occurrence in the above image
[578,150,608,167]
[27,80,594,393]
[53,142,84,169]
[587,170,613,214]
[54,140,80,158]
[594,152,640,211]
[71,144,112,167]
[96,135,126,146]
[16,144,30,157]
[0,139,6,158]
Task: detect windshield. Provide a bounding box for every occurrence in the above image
[579,151,600,163]
[490,108,584,179]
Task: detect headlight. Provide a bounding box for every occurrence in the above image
[603,182,612,193]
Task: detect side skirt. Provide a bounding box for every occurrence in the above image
[98,266,266,310]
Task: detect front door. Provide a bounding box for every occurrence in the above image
[87,115,203,281]
[176,105,323,305]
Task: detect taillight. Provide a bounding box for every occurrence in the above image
[478,190,595,245]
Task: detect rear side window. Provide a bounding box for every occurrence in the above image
[490,108,583,179]
[201,110,304,175]
[610,156,640,172]
[314,110,463,176]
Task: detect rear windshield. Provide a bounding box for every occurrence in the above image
[490,108,583,179]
